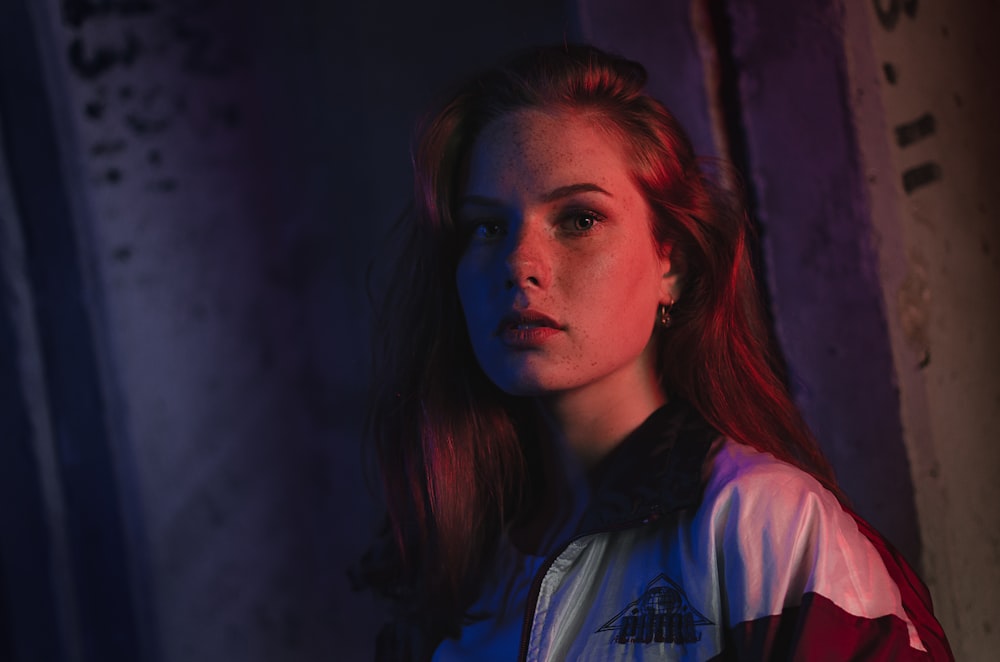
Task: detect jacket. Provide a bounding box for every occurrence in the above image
[419,400,953,660]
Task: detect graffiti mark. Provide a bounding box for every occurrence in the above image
[875,1,942,194]
[62,0,156,29]
[873,0,918,31]
[902,162,941,194]
[68,32,142,80]
[894,113,935,147]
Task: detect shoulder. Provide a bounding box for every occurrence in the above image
[700,438,890,599]
[694,438,937,657]
[700,437,860,568]
[702,437,845,533]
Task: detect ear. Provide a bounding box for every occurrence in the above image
[658,245,684,304]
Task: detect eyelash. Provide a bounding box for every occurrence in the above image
[461,219,506,241]
[559,209,605,234]
[458,208,606,242]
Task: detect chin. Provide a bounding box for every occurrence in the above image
[475,351,570,397]
[491,377,547,398]
[487,369,569,398]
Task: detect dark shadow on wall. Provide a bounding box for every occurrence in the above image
[0,1,145,660]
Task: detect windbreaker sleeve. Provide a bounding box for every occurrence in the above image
[705,443,953,661]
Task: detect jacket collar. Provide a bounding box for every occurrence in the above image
[576,398,719,534]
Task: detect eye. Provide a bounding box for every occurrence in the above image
[459,217,507,243]
[474,221,505,239]
[560,210,604,234]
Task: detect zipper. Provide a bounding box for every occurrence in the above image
[515,507,664,661]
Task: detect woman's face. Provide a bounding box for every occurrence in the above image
[455,108,679,399]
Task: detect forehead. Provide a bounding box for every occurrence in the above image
[464,108,635,195]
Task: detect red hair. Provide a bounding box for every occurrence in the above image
[359,43,839,650]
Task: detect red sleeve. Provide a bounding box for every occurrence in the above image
[725,590,944,660]
[847,511,954,661]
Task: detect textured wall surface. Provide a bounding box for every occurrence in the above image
[12,1,577,660]
[844,1,1000,658]
[28,2,353,659]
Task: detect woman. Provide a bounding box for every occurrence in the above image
[357,44,953,660]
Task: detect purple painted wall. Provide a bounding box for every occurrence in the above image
[722,0,921,562]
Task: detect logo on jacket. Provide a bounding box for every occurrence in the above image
[597,573,712,645]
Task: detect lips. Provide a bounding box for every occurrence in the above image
[496,310,562,347]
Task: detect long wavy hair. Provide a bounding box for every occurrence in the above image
[359,43,840,653]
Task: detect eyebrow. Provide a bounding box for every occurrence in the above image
[540,183,612,202]
[459,182,613,208]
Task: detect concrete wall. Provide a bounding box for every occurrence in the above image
[3,1,577,661]
[843,1,1000,659]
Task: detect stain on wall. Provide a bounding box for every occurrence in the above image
[60,0,247,198]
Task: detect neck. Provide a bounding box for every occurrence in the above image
[510,344,666,554]
[510,357,665,554]
[535,354,667,469]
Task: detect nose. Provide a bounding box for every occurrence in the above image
[504,222,550,291]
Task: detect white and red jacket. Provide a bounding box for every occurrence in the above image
[405,400,953,660]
